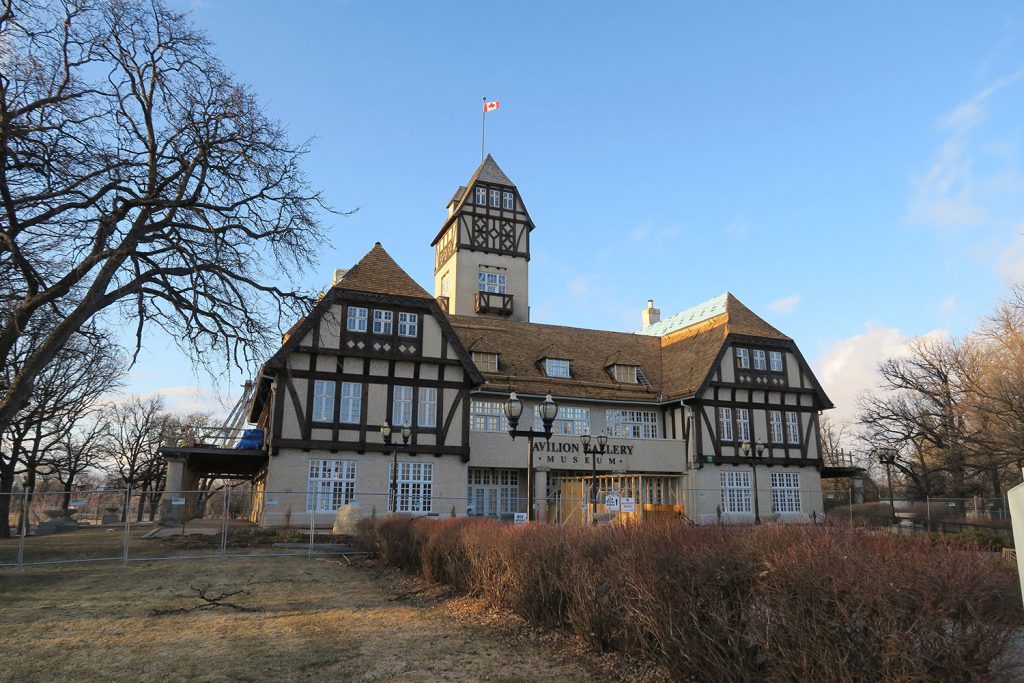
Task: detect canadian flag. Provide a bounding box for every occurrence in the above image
[483,100,501,113]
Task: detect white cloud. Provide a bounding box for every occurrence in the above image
[941,295,956,312]
[814,324,947,424]
[767,295,801,314]
[998,231,1024,283]
[143,386,228,417]
[568,275,594,297]
[629,222,679,243]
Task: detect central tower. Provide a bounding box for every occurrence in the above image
[431,155,534,322]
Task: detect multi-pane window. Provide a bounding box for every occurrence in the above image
[478,271,506,293]
[545,358,571,378]
[536,406,590,435]
[771,472,801,513]
[502,191,514,209]
[606,409,659,439]
[312,380,335,422]
[373,309,393,335]
[418,387,437,428]
[470,400,508,432]
[718,407,734,442]
[612,365,638,383]
[307,459,356,511]
[398,312,418,337]
[472,351,500,372]
[720,471,752,513]
[786,411,800,444]
[753,349,767,371]
[489,189,500,207]
[347,306,368,332]
[769,351,784,372]
[735,347,750,369]
[440,273,450,297]
[340,382,362,423]
[475,187,487,204]
[769,410,784,444]
[389,462,433,513]
[736,408,751,443]
[392,386,413,427]
[467,468,520,517]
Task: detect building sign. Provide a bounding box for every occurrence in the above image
[170,498,186,506]
[70,498,87,506]
[265,498,280,506]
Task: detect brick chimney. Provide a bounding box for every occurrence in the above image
[642,299,660,328]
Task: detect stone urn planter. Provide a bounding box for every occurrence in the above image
[101,506,121,525]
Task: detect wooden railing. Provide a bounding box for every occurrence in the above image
[475,291,514,316]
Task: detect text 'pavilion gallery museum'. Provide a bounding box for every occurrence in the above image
[164,156,836,525]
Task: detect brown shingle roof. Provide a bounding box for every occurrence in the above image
[660,325,729,400]
[449,315,663,402]
[722,294,790,340]
[334,243,432,299]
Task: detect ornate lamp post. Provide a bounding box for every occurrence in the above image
[381,421,411,513]
[875,447,898,523]
[580,433,608,519]
[503,391,559,521]
[740,440,767,524]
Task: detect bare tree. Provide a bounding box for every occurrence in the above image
[0,0,333,453]
[102,394,170,521]
[43,415,110,511]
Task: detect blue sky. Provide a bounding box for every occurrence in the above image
[131,1,1024,422]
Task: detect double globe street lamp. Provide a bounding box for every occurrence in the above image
[740,440,767,524]
[580,433,608,518]
[380,421,411,514]
[874,447,899,524]
[503,391,559,521]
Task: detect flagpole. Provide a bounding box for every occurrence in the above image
[481,96,486,162]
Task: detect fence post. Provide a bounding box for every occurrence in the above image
[926,495,931,531]
[122,485,132,567]
[16,487,31,572]
[221,487,230,559]
[308,490,317,559]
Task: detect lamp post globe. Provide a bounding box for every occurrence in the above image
[380,421,391,440]
[503,391,523,431]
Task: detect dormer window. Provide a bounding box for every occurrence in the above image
[502,191,514,209]
[545,358,571,378]
[489,189,500,207]
[475,187,487,204]
[472,351,500,372]
[611,364,639,383]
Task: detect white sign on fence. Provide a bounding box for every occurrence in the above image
[621,497,636,513]
[265,498,279,506]
[70,498,87,506]
[513,512,528,525]
[605,494,619,511]
[170,498,186,506]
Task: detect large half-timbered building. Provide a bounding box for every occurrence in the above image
[164,155,833,524]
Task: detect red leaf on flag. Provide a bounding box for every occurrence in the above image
[483,101,501,112]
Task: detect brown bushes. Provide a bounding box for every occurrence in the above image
[356,518,1023,681]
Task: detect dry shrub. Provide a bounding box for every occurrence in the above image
[356,518,1023,681]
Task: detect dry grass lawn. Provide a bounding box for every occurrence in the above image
[0,556,624,682]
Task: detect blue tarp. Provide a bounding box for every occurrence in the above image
[235,428,264,450]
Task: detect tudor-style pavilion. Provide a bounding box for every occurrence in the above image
[163,155,834,525]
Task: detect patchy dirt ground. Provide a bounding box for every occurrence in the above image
[0,557,659,682]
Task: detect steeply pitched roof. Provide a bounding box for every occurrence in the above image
[638,292,789,341]
[448,315,663,402]
[660,325,730,400]
[432,155,532,246]
[334,242,432,299]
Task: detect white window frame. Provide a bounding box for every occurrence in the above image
[312,380,335,422]
[606,409,659,439]
[472,351,500,372]
[470,400,508,432]
[502,190,514,209]
[478,271,506,294]
[753,349,767,371]
[489,189,500,207]
[340,382,362,423]
[475,186,487,204]
[786,411,800,444]
[398,312,418,337]
[736,408,750,443]
[735,347,750,369]
[417,387,437,428]
[392,385,413,427]
[545,358,571,378]
[771,472,801,513]
[467,468,520,517]
[373,309,393,335]
[718,407,734,442]
[440,273,450,297]
[720,471,752,513]
[307,459,356,511]
[769,410,784,444]
[347,306,368,333]
[612,365,638,383]
[535,405,590,436]
[769,350,784,372]
[389,461,433,513]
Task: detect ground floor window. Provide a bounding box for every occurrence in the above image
[720,471,751,513]
[389,461,433,513]
[771,471,801,513]
[467,468,520,517]
[307,459,356,511]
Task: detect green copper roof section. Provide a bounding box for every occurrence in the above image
[637,292,730,336]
